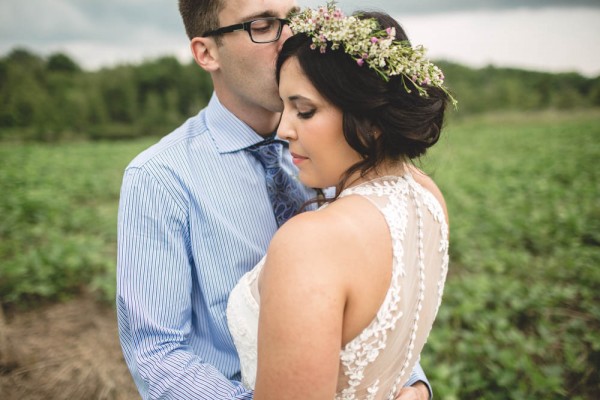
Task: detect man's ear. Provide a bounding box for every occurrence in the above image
[191,37,220,72]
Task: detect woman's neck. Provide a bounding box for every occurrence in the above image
[343,161,409,190]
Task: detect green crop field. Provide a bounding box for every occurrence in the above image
[0,139,154,304]
[420,110,600,399]
[1,110,599,398]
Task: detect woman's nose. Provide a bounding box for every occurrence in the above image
[277,111,296,141]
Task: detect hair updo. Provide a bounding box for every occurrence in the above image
[276,11,449,191]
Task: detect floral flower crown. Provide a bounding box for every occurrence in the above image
[288,1,457,106]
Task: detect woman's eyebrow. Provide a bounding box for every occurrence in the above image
[287,95,311,102]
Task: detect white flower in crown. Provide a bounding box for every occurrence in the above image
[289,1,457,106]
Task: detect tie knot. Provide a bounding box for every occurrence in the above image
[246,140,283,170]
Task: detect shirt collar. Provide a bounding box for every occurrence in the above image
[205,93,272,154]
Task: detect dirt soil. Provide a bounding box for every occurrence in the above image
[0,296,139,400]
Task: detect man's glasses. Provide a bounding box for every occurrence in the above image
[202,17,289,43]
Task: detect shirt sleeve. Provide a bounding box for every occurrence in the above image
[404,360,433,399]
[116,167,253,400]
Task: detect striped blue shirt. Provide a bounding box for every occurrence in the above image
[116,94,429,399]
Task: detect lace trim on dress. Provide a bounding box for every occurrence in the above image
[386,175,450,399]
[334,174,448,400]
[336,176,409,399]
[386,181,426,398]
[407,177,450,314]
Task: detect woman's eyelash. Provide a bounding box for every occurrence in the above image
[297,109,315,119]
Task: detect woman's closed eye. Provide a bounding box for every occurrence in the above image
[297,109,315,119]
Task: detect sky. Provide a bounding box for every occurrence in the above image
[1,0,599,77]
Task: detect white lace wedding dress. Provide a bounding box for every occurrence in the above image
[227,174,449,399]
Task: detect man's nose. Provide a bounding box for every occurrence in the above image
[278,24,293,49]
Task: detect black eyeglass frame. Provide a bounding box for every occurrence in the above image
[201,17,289,43]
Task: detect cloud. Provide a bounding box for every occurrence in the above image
[0,0,187,69]
[300,0,600,14]
[0,0,91,42]
[75,0,183,33]
[400,8,600,76]
[0,0,184,45]
[1,0,598,76]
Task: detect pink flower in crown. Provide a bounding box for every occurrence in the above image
[288,1,456,106]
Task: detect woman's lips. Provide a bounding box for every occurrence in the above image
[290,152,308,165]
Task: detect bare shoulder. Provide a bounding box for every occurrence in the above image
[264,196,384,283]
[255,208,358,397]
[408,165,449,224]
[275,195,383,246]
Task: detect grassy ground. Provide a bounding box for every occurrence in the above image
[1,109,599,399]
[0,139,155,305]
[419,110,600,399]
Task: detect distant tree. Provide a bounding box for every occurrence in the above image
[0,50,48,133]
[5,48,44,71]
[46,53,81,73]
[589,77,600,106]
[99,66,138,124]
[0,48,597,142]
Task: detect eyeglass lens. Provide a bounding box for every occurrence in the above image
[250,19,283,43]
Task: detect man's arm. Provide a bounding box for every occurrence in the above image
[116,167,251,400]
[401,362,432,400]
[397,381,430,400]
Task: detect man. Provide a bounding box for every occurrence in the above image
[117,1,432,398]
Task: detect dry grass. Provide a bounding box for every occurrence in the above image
[0,296,139,400]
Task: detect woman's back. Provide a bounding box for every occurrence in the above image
[227,173,449,399]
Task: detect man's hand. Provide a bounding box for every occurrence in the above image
[395,381,430,400]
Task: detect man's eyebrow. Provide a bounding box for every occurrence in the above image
[238,9,281,22]
[239,6,300,22]
[286,6,301,19]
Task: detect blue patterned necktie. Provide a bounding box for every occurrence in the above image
[246,139,307,226]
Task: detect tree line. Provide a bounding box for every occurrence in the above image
[1,48,599,142]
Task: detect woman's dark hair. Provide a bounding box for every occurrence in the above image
[276,11,449,195]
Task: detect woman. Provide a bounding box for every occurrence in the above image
[227,3,453,399]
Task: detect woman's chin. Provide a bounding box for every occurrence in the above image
[298,175,332,191]
[297,174,319,190]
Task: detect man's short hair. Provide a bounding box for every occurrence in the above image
[179,0,224,40]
